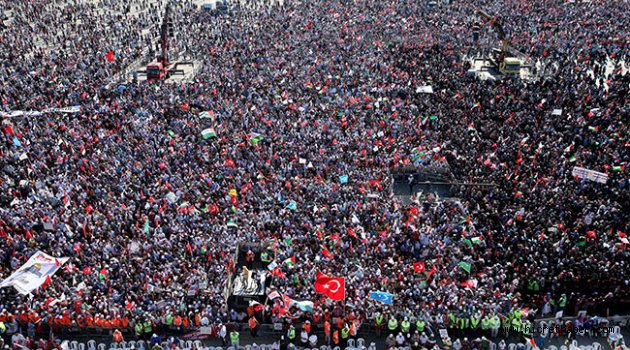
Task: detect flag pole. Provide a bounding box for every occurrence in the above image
[343,278,346,316]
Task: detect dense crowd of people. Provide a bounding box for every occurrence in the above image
[0,0,628,348]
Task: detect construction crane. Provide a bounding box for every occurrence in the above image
[475,9,522,75]
[142,1,193,81]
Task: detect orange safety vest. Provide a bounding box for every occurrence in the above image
[336,317,344,329]
[349,323,356,336]
[86,315,94,327]
[113,331,123,343]
[121,317,129,329]
[332,330,340,344]
[303,323,311,334]
[94,317,103,328]
[110,318,119,329]
[182,317,190,329]
[324,321,331,335]
[313,313,321,323]
[103,319,112,328]
[194,314,201,327]
[77,317,87,328]
[0,315,6,322]
[173,316,182,326]
[249,318,258,329]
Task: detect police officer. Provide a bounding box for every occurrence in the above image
[558,294,567,311]
[388,315,398,336]
[230,329,240,348]
[375,312,385,337]
[401,317,411,336]
[287,325,296,343]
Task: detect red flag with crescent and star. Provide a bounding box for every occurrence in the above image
[314,272,345,300]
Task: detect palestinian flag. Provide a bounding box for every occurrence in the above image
[199,111,213,119]
[99,268,108,280]
[201,127,217,139]
[289,298,314,312]
[227,220,238,228]
[249,133,264,145]
[471,236,482,244]
[283,256,296,268]
[459,215,471,225]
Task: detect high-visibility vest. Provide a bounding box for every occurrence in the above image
[349,323,356,336]
[341,328,349,339]
[165,315,174,325]
[0,322,6,334]
[303,323,311,334]
[559,296,567,308]
[230,331,239,343]
[113,331,123,343]
[401,321,410,332]
[481,317,490,330]
[375,315,384,326]
[388,318,398,330]
[173,316,182,326]
[332,330,339,344]
[448,313,456,328]
[143,321,152,333]
[512,318,521,332]
[459,317,469,329]
[336,317,344,329]
[135,323,143,335]
[324,321,331,335]
[471,317,480,329]
[416,320,425,332]
[249,318,258,329]
[492,316,501,329]
[288,328,296,339]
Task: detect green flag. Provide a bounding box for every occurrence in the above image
[250,133,264,145]
[471,236,482,244]
[227,220,237,228]
[144,218,150,233]
[459,261,471,274]
[462,239,472,247]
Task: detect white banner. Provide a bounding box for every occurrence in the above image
[416,86,434,94]
[0,251,69,295]
[0,106,81,118]
[572,166,608,184]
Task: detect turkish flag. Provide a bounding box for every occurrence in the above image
[41,276,53,290]
[413,262,425,273]
[314,272,345,300]
[106,51,115,62]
